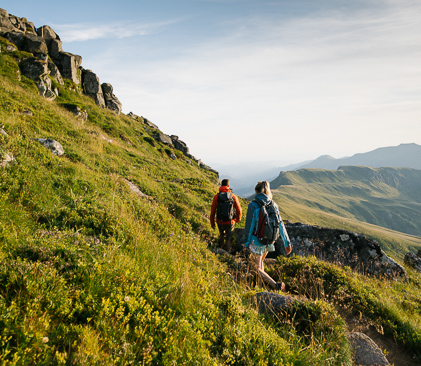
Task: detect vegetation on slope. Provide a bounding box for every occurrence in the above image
[0,38,355,365]
[1,34,421,365]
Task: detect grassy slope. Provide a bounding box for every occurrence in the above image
[1,36,421,365]
[0,39,355,365]
[271,167,421,260]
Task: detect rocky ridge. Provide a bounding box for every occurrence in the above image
[0,8,217,175]
[0,8,121,112]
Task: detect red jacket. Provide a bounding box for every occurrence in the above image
[210,186,242,226]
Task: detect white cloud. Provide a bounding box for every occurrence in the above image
[51,18,182,42]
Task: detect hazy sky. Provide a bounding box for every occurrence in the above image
[3,0,421,168]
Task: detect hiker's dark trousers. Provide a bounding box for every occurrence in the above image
[217,222,235,251]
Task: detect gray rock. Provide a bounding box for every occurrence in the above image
[283,223,408,280]
[49,39,63,59]
[404,252,421,273]
[36,25,59,40]
[23,20,36,34]
[143,118,159,130]
[20,58,48,81]
[8,15,26,32]
[0,151,16,168]
[171,135,189,155]
[35,138,64,156]
[123,179,148,198]
[157,133,173,145]
[101,83,122,114]
[48,60,64,85]
[4,31,25,49]
[253,292,299,315]
[348,332,390,366]
[55,52,82,84]
[22,110,34,116]
[82,70,105,107]
[23,33,48,54]
[0,9,14,30]
[68,106,88,122]
[0,128,8,136]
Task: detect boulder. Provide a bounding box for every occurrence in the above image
[4,31,25,49]
[171,135,189,155]
[82,70,105,107]
[252,292,299,315]
[49,39,63,59]
[36,25,59,40]
[157,133,173,145]
[404,252,421,273]
[20,58,48,80]
[101,83,122,114]
[348,332,390,366]
[55,52,82,84]
[23,33,48,54]
[35,138,64,156]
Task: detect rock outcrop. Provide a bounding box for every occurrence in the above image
[235,222,407,280]
[82,70,105,107]
[0,8,121,112]
[101,83,122,114]
[283,223,407,279]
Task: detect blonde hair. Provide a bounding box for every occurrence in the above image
[254,181,272,199]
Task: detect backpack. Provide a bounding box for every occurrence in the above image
[253,200,280,245]
[216,192,235,221]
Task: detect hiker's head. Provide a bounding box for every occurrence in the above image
[255,181,272,199]
[221,179,230,187]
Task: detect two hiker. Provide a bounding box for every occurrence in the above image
[211,179,292,291]
[210,179,242,252]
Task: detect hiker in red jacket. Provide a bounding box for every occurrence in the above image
[210,179,242,252]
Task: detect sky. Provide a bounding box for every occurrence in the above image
[2,0,421,171]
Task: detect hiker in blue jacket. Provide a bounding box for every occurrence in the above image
[243,181,292,291]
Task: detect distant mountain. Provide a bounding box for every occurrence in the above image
[297,143,421,170]
[271,166,421,238]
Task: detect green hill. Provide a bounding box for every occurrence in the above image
[1,14,421,365]
[270,166,421,259]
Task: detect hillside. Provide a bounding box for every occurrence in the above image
[1,8,421,366]
[297,143,421,171]
[271,166,421,258]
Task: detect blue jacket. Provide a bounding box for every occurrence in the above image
[244,193,291,248]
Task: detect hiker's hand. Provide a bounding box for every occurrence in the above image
[285,246,292,255]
